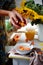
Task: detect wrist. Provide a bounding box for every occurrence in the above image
[7,11,11,16]
[12,9,16,13]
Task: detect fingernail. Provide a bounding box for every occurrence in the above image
[16,21,18,23]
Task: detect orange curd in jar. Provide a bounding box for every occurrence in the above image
[25,29,35,41]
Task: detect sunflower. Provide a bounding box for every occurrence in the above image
[15,0,43,25]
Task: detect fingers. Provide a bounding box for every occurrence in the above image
[10,18,20,29]
[13,15,18,23]
[15,11,27,25]
[9,11,27,28]
[14,11,24,22]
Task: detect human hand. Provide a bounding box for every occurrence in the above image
[9,10,27,29]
